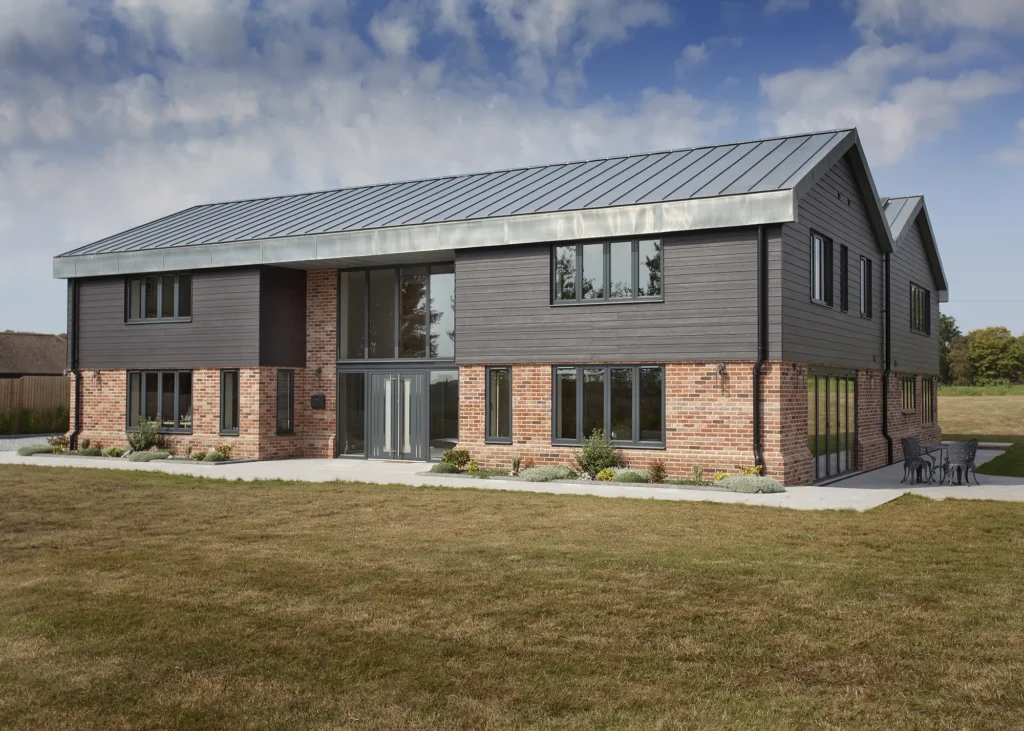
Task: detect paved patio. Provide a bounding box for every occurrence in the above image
[3,448,1022,511]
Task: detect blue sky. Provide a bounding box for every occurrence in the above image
[1,0,1022,334]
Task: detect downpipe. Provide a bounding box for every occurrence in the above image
[68,279,82,450]
[882,251,893,464]
[753,225,768,471]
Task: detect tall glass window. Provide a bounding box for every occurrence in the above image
[609,241,633,299]
[368,269,396,358]
[145,276,159,318]
[553,245,577,301]
[429,264,455,359]
[556,368,577,441]
[609,368,633,441]
[277,369,294,434]
[128,372,142,428]
[177,372,192,429]
[638,367,663,443]
[399,267,428,358]
[582,369,604,439]
[339,271,367,359]
[581,244,604,300]
[144,373,159,421]
[429,370,459,459]
[338,372,366,456]
[637,240,662,297]
[486,367,512,443]
[221,370,240,434]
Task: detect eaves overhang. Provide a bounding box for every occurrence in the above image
[54,189,796,279]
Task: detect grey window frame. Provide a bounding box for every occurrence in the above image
[550,239,663,306]
[922,377,934,425]
[485,366,513,444]
[336,264,456,362]
[550,364,665,448]
[902,375,917,413]
[910,282,931,335]
[220,369,240,436]
[125,369,193,433]
[276,369,295,435]
[839,244,849,312]
[860,257,873,319]
[125,273,192,322]
[810,231,833,307]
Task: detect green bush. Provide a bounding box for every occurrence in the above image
[76,446,102,457]
[667,478,712,487]
[574,429,623,478]
[596,467,616,481]
[47,434,69,454]
[126,419,162,453]
[647,460,667,484]
[441,449,471,469]
[429,461,460,474]
[17,445,54,456]
[104,446,124,458]
[717,476,785,494]
[613,469,648,483]
[128,450,171,463]
[215,444,234,459]
[0,406,69,435]
[519,465,576,482]
[203,451,227,462]
[192,451,209,461]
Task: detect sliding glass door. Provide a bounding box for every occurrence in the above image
[808,370,858,481]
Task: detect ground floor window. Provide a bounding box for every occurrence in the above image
[220,370,240,435]
[902,376,917,412]
[922,378,934,424]
[430,370,459,459]
[277,370,294,434]
[552,365,664,446]
[486,367,512,444]
[338,372,366,456]
[127,370,192,432]
[807,371,857,481]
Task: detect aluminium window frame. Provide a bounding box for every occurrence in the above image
[839,244,849,312]
[550,364,666,448]
[220,369,240,436]
[124,273,193,323]
[809,231,834,307]
[276,369,295,435]
[550,239,664,306]
[336,263,457,362]
[902,375,917,413]
[484,366,513,444]
[922,377,934,425]
[910,282,931,335]
[125,369,193,434]
[860,257,873,319]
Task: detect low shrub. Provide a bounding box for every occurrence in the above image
[128,450,171,463]
[520,465,576,482]
[126,419,162,453]
[17,444,54,456]
[667,478,712,487]
[215,444,234,459]
[574,429,623,478]
[203,451,227,462]
[511,455,522,476]
[192,451,209,461]
[81,438,91,449]
[104,446,123,458]
[47,434,69,454]
[735,464,764,477]
[596,467,616,481]
[466,459,480,476]
[717,476,785,494]
[474,467,507,479]
[441,449,471,469]
[76,446,102,457]
[647,460,667,484]
[614,469,648,483]
[429,461,460,474]
[692,464,705,484]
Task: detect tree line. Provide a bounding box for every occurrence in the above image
[939,314,1024,386]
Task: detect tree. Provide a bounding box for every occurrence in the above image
[966,327,1023,385]
[948,337,972,385]
[938,314,961,385]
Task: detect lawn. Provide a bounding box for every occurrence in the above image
[940,392,1024,477]
[3,466,1024,729]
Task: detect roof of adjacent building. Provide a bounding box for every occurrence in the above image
[882,195,949,300]
[0,332,68,376]
[53,128,896,278]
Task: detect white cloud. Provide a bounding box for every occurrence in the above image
[678,43,709,68]
[675,36,742,76]
[764,0,810,15]
[997,119,1024,163]
[760,42,1021,164]
[855,0,1024,35]
[0,0,726,333]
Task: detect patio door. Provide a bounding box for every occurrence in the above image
[808,371,858,481]
[367,372,427,460]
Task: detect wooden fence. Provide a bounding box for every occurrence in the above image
[0,375,70,412]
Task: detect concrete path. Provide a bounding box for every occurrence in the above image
[1,449,1021,512]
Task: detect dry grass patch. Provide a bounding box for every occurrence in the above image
[939,395,1024,436]
[2,465,1024,729]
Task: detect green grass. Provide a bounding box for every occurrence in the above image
[3,465,1024,729]
[940,384,1024,397]
[944,434,1024,478]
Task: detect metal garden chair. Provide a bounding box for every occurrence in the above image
[901,437,934,484]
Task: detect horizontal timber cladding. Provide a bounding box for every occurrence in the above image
[455,226,784,364]
[259,267,307,367]
[780,152,886,370]
[890,219,940,375]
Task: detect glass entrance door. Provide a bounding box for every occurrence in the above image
[368,372,427,460]
[808,372,858,481]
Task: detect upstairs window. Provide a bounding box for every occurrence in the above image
[552,239,662,304]
[126,274,192,321]
[860,257,873,318]
[810,233,833,306]
[839,245,849,312]
[911,283,931,334]
[902,376,916,412]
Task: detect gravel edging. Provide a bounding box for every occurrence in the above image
[0,435,60,453]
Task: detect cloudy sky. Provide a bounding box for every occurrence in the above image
[2,0,1022,334]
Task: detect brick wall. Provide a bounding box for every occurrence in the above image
[762,362,814,486]
[888,372,941,461]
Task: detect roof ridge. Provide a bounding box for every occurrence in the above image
[189,128,858,210]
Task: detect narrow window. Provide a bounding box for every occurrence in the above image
[553,245,577,301]
[581,244,604,300]
[637,240,662,298]
[161,275,175,318]
[609,368,634,442]
[144,372,159,422]
[582,369,604,439]
[555,367,578,441]
[177,372,192,430]
[609,241,633,299]
[860,257,873,318]
[178,275,192,317]
[128,279,142,320]
[339,372,366,455]
[221,370,240,435]
[429,370,458,459]
[902,376,917,412]
[161,372,176,429]
[486,367,512,443]
[399,267,428,358]
[911,284,931,334]
[368,269,396,358]
[429,264,455,359]
[127,372,142,428]
[839,245,849,312]
[277,369,294,434]
[811,233,833,306]
[338,270,367,359]
[638,366,664,443]
[922,378,934,425]
[145,276,159,318]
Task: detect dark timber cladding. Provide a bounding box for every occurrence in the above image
[259,267,307,367]
[455,227,784,364]
[780,153,886,370]
[890,218,940,374]
[76,268,262,369]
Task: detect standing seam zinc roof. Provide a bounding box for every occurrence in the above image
[61,130,854,258]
